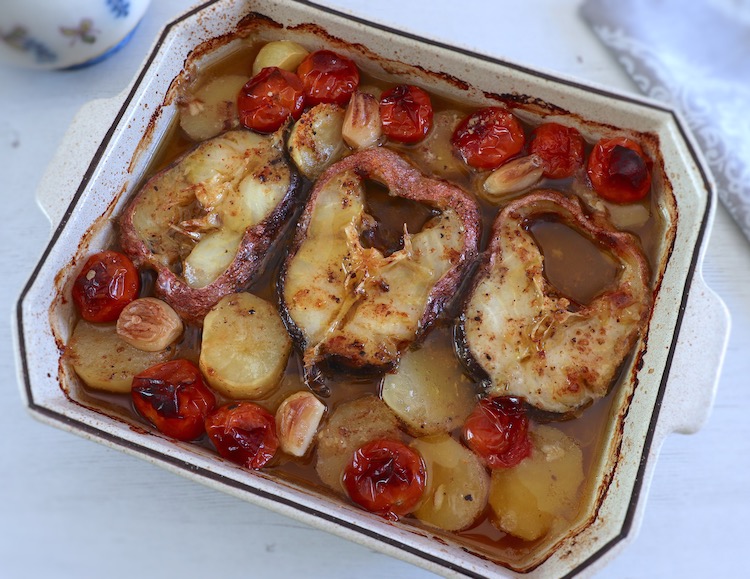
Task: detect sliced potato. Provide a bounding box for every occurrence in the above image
[179,75,250,142]
[488,425,584,541]
[381,338,476,436]
[315,395,401,493]
[287,103,347,179]
[67,320,174,393]
[199,292,291,399]
[408,110,469,180]
[411,434,489,532]
[252,40,309,76]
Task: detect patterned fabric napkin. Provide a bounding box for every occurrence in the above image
[581,0,750,242]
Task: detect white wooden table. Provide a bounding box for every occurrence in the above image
[2,1,748,577]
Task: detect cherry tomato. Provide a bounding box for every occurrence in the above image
[237,66,305,133]
[131,360,216,441]
[587,137,652,203]
[296,49,359,106]
[462,396,531,469]
[529,122,585,179]
[379,84,433,144]
[343,439,426,520]
[205,402,278,470]
[451,107,525,170]
[72,250,140,323]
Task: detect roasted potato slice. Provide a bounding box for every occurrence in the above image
[199,292,292,399]
[287,103,347,179]
[315,395,401,493]
[411,434,490,532]
[67,320,174,393]
[488,425,584,541]
[405,110,469,181]
[179,75,250,142]
[381,335,476,436]
[252,40,309,76]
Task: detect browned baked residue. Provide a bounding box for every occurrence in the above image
[484,91,569,116]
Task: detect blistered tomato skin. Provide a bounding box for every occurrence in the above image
[587,137,652,203]
[463,397,532,469]
[72,250,140,323]
[131,359,216,441]
[379,84,433,144]
[452,107,525,170]
[296,49,360,106]
[343,439,426,521]
[237,66,305,133]
[205,402,279,470]
[529,122,585,179]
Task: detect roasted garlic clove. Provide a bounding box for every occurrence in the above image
[275,391,326,457]
[481,155,544,202]
[342,91,383,150]
[116,297,184,352]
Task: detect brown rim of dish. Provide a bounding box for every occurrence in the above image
[15,1,714,576]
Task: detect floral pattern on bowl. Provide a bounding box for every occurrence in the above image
[0,0,151,69]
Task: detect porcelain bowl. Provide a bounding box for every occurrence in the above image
[0,0,151,69]
[14,1,729,577]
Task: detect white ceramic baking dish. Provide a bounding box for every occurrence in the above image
[14,1,729,577]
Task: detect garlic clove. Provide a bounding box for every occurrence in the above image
[342,91,383,150]
[116,297,184,352]
[275,391,326,457]
[481,155,544,203]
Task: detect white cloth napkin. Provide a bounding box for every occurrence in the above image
[581,0,750,241]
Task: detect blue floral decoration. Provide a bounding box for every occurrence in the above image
[1,26,57,64]
[106,0,131,19]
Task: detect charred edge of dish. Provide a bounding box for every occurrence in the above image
[19,2,706,578]
[180,12,284,77]
[290,21,471,94]
[405,63,471,92]
[289,22,370,56]
[484,91,570,116]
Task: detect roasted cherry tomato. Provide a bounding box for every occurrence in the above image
[462,396,531,469]
[296,49,359,106]
[379,84,433,144]
[205,402,279,470]
[131,359,216,441]
[72,250,140,323]
[587,137,652,203]
[451,107,525,170]
[343,439,426,520]
[529,122,585,179]
[237,66,305,133]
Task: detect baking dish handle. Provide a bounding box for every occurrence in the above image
[36,92,126,229]
[660,271,729,435]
